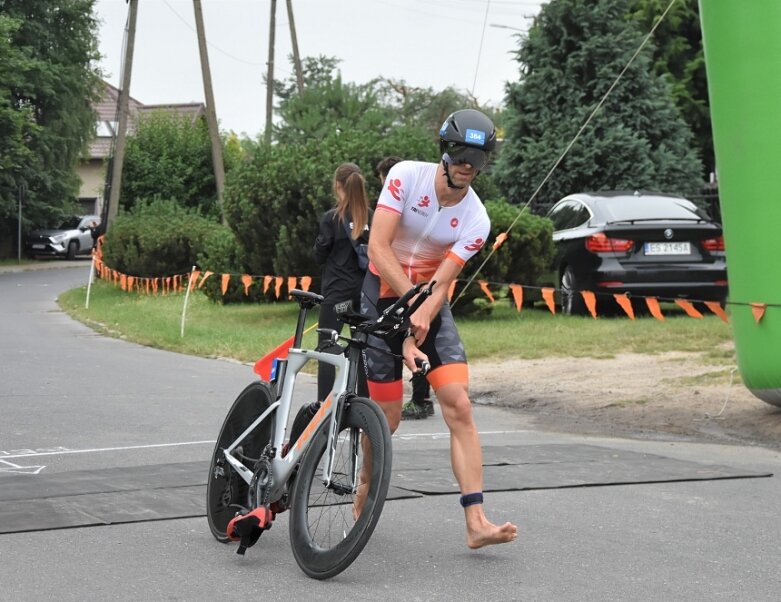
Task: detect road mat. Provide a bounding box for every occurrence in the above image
[0,444,770,534]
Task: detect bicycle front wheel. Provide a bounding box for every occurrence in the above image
[207,381,274,542]
[289,396,392,580]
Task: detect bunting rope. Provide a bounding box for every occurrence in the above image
[89,248,775,325]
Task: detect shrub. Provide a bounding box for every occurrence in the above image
[196,226,271,303]
[102,199,215,277]
[451,199,554,316]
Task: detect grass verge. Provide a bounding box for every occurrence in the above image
[58,281,736,365]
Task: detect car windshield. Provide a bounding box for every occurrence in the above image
[601,197,707,223]
[57,217,82,230]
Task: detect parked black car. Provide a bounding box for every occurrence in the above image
[25,215,101,259]
[545,191,727,315]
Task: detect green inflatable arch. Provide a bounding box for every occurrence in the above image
[700,0,781,406]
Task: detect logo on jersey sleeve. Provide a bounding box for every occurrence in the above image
[387,178,403,201]
[463,237,485,252]
[418,195,431,208]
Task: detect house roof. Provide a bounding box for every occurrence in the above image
[87,81,206,159]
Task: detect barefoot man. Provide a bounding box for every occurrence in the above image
[359,109,517,548]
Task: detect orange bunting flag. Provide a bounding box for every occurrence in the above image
[542,288,556,314]
[750,303,767,323]
[241,274,253,295]
[581,290,597,319]
[509,284,523,312]
[645,297,665,321]
[221,273,230,296]
[152,278,159,295]
[145,279,150,295]
[263,275,272,294]
[120,274,127,291]
[447,280,457,302]
[188,270,201,292]
[127,276,135,292]
[704,301,729,324]
[287,276,297,296]
[198,271,213,288]
[478,280,495,304]
[613,293,635,320]
[492,232,508,251]
[300,276,312,292]
[274,276,283,299]
[675,299,703,318]
[253,335,295,381]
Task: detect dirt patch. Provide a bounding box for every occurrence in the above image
[470,349,781,449]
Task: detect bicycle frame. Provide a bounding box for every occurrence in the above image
[221,344,359,506]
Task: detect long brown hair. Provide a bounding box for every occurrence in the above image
[333,162,369,239]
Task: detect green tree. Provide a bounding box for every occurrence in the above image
[222,127,436,293]
[0,0,101,246]
[272,56,394,146]
[119,111,220,220]
[494,0,703,212]
[631,0,712,176]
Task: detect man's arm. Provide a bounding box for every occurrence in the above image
[408,257,462,345]
[367,208,413,296]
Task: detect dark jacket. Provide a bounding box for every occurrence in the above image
[313,208,372,305]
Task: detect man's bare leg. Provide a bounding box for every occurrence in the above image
[437,382,518,548]
[353,400,401,519]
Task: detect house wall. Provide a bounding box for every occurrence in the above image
[77,159,106,215]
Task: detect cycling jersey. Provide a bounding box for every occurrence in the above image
[372,161,490,298]
[362,160,490,401]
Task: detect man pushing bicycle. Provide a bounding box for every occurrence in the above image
[360,109,518,549]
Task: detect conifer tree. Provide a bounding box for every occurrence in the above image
[494,0,703,212]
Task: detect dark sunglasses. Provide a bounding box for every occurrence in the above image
[442,142,490,170]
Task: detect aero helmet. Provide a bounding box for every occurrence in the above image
[439,109,496,171]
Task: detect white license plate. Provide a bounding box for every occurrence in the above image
[644,242,691,255]
[32,244,45,250]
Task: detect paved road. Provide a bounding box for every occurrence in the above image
[1,265,780,601]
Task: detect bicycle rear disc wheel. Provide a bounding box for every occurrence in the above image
[289,396,392,580]
[207,381,274,542]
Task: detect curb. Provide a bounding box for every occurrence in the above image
[0,259,90,274]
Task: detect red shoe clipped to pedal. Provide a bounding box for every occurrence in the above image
[227,507,274,555]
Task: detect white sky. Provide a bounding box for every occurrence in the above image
[94,0,546,137]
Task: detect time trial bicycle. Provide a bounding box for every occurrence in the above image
[206,282,433,579]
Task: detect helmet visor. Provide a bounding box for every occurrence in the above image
[442,143,490,170]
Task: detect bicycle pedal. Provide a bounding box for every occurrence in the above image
[227,507,274,555]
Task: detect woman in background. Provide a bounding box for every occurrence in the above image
[313,162,372,401]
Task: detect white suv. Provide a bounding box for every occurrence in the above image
[25,215,100,259]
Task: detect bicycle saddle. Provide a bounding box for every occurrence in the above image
[289,289,324,307]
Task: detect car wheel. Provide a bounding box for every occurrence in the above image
[560,266,587,316]
[66,240,78,260]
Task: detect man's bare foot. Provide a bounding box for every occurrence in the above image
[466,519,518,549]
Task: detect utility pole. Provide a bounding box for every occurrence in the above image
[264,0,277,144]
[106,0,138,230]
[285,0,304,95]
[193,0,227,224]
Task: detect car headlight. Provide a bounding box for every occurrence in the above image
[51,234,67,243]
